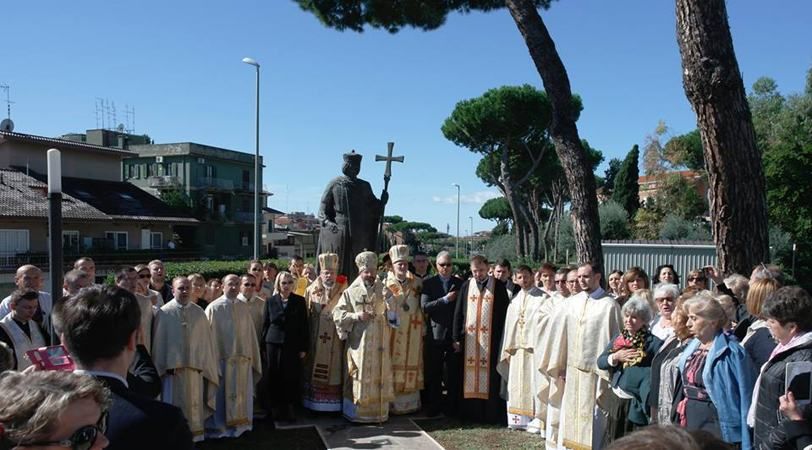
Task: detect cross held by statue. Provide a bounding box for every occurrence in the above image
[375,141,404,182]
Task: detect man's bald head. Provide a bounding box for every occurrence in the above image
[15,265,42,290]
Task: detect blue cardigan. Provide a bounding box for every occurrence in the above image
[678,332,756,450]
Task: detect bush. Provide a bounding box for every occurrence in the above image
[658,215,711,240]
[104,259,297,285]
[599,200,631,240]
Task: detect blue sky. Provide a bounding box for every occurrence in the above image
[2,1,810,234]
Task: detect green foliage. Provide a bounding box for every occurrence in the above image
[479,197,512,222]
[633,207,662,240]
[483,234,517,262]
[599,201,631,240]
[664,129,705,171]
[612,145,640,219]
[159,188,193,212]
[103,259,296,285]
[491,222,509,236]
[383,215,404,224]
[657,174,707,219]
[294,1,555,33]
[659,215,711,241]
[389,221,437,233]
[601,158,622,194]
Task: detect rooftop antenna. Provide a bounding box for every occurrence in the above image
[0,84,14,132]
[124,104,136,134]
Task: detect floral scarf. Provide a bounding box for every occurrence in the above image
[610,327,648,368]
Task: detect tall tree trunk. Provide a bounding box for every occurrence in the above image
[505,0,604,269]
[675,0,769,274]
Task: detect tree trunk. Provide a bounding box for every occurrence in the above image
[675,0,769,274]
[505,0,604,269]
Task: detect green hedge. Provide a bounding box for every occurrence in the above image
[104,259,302,284]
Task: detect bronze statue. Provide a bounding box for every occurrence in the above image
[317,151,387,278]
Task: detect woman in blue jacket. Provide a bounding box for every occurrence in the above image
[676,292,756,449]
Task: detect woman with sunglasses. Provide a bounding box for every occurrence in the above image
[0,371,110,450]
[262,271,309,422]
[685,269,707,291]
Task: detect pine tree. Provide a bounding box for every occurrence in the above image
[612,145,640,219]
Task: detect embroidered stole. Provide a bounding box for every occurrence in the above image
[463,278,495,399]
[310,281,346,385]
[386,273,424,394]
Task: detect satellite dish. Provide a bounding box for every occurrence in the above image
[0,119,13,132]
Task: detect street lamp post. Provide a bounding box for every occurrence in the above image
[242,57,261,260]
[452,183,460,259]
[469,216,473,255]
[47,149,62,343]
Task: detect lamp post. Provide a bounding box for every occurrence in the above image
[452,183,460,259]
[242,57,261,260]
[469,215,473,255]
[47,149,62,343]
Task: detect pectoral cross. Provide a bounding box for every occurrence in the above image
[319,332,332,344]
[409,314,422,330]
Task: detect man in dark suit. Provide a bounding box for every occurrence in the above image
[420,251,464,416]
[54,286,194,450]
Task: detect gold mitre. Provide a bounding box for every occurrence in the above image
[388,245,409,264]
[355,251,378,271]
[319,253,339,272]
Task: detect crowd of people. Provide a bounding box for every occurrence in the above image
[0,252,810,450]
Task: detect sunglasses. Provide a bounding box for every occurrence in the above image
[24,412,106,450]
[437,263,452,267]
[242,283,256,287]
[138,274,150,278]
[688,276,706,281]
[279,281,293,285]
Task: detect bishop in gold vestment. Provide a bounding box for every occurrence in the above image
[333,251,397,423]
[303,253,347,412]
[204,274,263,439]
[152,277,219,442]
[496,267,548,431]
[385,245,424,414]
[539,264,621,450]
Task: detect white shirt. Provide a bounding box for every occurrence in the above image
[0,291,53,319]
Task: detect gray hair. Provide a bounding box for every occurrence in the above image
[683,291,727,330]
[724,273,749,300]
[622,294,654,324]
[0,371,110,443]
[436,251,451,262]
[653,283,680,301]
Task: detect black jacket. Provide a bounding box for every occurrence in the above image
[262,293,309,352]
[753,340,812,450]
[421,275,463,344]
[94,375,194,450]
[744,326,777,370]
[126,344,161,399]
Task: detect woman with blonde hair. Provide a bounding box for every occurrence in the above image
[649,293,694,424]
[187,273,209,310]
[675,293,755,448]
[741,278,781,369]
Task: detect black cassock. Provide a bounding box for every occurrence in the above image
[452,276,510,425]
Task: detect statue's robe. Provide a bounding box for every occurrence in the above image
[385,270,424,414]
[539,288,622,450]
[204,296,262,438]
[452,277,510,424]
[317,174,382,279]
[496,287,548,430]
[152,300,219,441]
[333,276,397,423]
[302,277,347,412]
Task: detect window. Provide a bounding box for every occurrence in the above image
[150,232,163,249]
[148,164,157,177]
[63,231,79,251]
[205,165,216,178]
[240,231,248,247]
[105,231,128,250]
[242,170,250,190]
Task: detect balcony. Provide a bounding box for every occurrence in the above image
[148,175,181,189]
[233,211,256,223]
[197,177,234,191]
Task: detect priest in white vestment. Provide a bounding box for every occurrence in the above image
[333,251,398,423]
[539,263,622,450]
[238,273,266,345]
[534,284,568,447]
[0,290,47,371]
[497,265,548,431]
[385,245,424,414]
[303,252,348,412]
[204,274,263,439]
[152,277,219,441]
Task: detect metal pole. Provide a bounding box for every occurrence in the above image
[47,149,62,344]
[469,216,473,256]
[253,64,261,260]
[453,184,460,259]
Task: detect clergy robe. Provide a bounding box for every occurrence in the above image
[333,276,397,423]
[204,296,262,438]
[452,276,510,424]
[384,270,424,414]
[303,278,347,412]
[496,286,548,430]
[134,292,156,352]
[238,293,266,345]
[0,314,47,370]
[534,292,568,446]
[539,288,622,450]
[152,300,219,441]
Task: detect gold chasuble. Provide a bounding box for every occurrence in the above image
[204,297,263,438]
[496,287,548,430]
[385,270,424,414]
[463,277,499,400]
[152,300,219,441]
[539,289,621,450]
[294,276,309,297]
[303,276,348,412]
[333,276,396,423]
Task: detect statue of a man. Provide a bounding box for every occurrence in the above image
[317,151,387,279]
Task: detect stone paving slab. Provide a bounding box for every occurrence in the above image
[275,414,445,449]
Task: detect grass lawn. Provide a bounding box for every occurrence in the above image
[415,417,545,450]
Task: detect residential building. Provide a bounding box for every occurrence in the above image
[638,170,709,205]
[123,141,269,258]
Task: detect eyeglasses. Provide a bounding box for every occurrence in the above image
[242,283,256,287]
[437,263,452,267]
[23,412,106,450]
